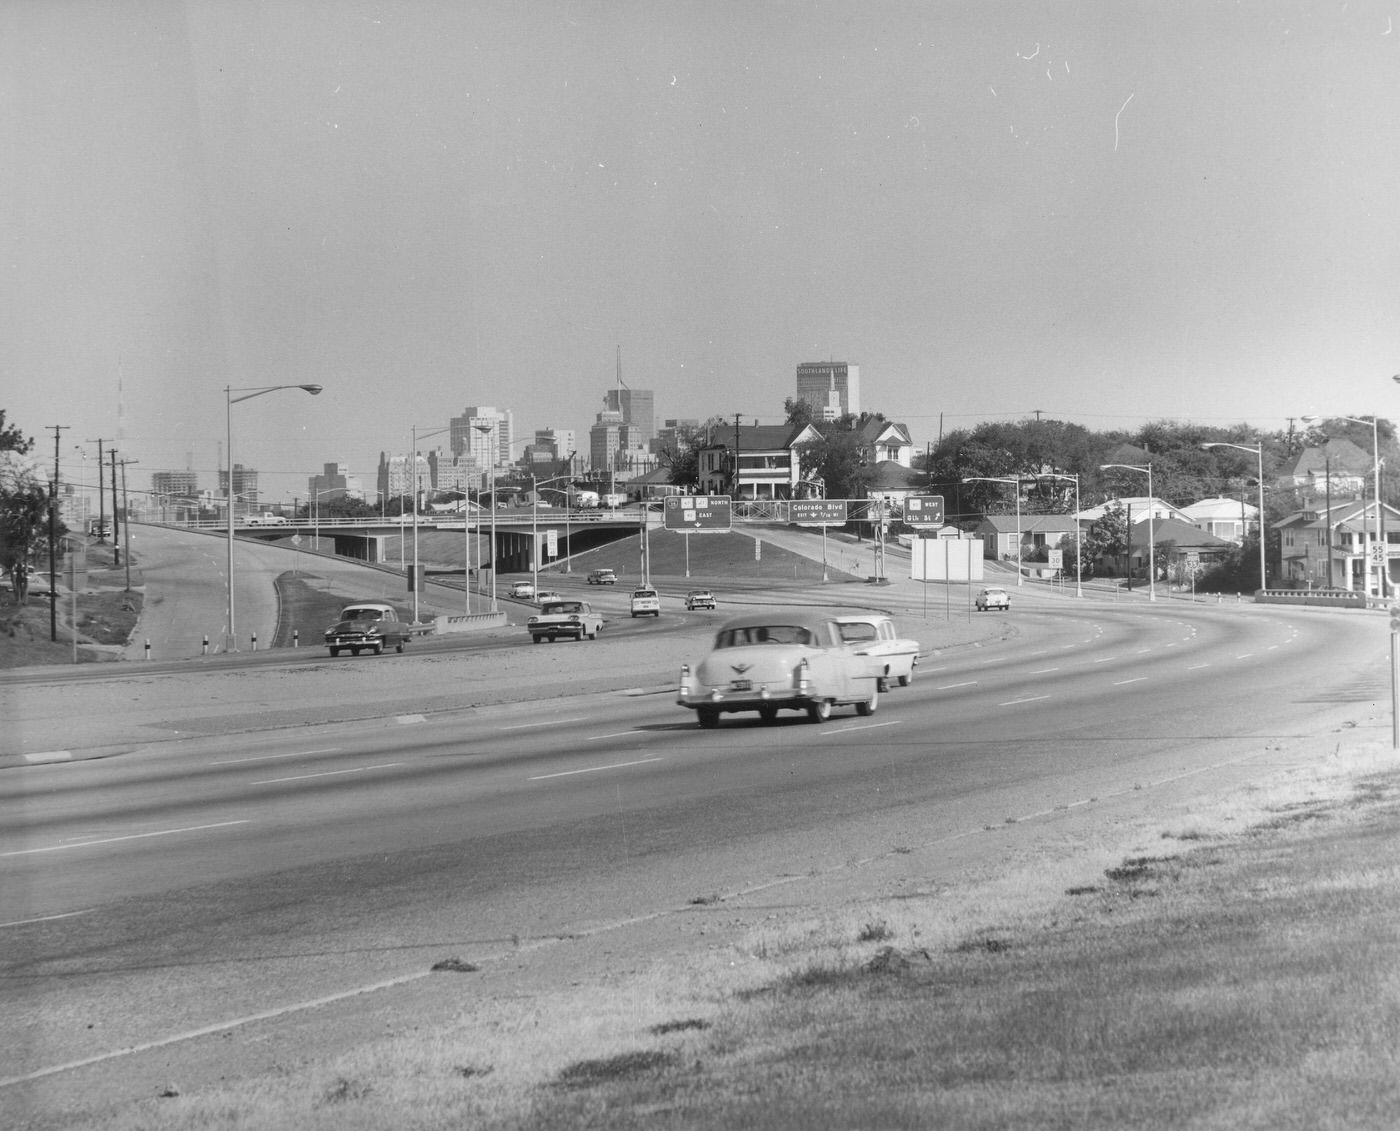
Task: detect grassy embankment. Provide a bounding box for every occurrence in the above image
[0,540,141,668]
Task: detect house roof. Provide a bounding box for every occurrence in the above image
[1180,496,1260,521]
[701,423,821,452]
[972,514,1081,534]
[1284,439,1371,480]
[1077,497,1192,523]
[1127,517,1236,551]
[1273,499,1400,532]
[855,417,912,447]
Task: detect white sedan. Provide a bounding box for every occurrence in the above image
[677,612,881,727]
[832,613,921,689]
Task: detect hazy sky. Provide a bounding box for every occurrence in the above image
[3,1,1398,502]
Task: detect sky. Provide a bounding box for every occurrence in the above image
[3,0,1399,505]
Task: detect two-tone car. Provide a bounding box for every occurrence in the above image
[677,611,881,727]
[587,568,617,585]
[975,586,1011,611]
[684,589,717,611]
[527,599,603,643]
[833,613,920,690]
[324,602,412,657]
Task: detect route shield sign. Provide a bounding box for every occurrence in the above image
[789,499,848,527]
[905,495,945,526]
[664,494,732,533]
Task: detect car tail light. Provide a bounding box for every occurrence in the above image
[797,658,811,694]
[678,664,691,697]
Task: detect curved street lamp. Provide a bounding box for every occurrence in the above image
[1201,441,1267,595]
[1302,413,1385,598]
[225,383,322,652]
[1099,463,1156,602]
[962,476,1024,586]
[1036,472,1082,597]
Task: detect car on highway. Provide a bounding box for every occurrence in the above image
[508,580,535,600]
[975,586,1011,612]
[324,602,411,657]
[833,613,920,689]
[527,599,603,644]
[630,587,661,617]
[677,611,881,727]
[246,512,288,526]
[587,568,617,585]
[535,590,564,604]
[685,589,717,611]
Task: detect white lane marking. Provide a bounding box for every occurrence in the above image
[499,717,587,731]
[1093,657,1116,664]
[0,821,250,858]
[211,748,342,766]
[586,730,646,741]
[251,764,402,785]
[1188,663,1210,670]
[529,757,662,781]
[817,721,899,736]
[1236,653,1255,659]
[936,681,978,690]
[1029,667,1059,674]
[0,909,95,930]
[999,695,1051,707]
[1114,677,1147,686]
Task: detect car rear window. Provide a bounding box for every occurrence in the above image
[716,625,813,648]
[341,607,384,620]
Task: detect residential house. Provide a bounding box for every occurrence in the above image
[1281,440,1370,500]
[1273,499,1400,596]
[1077,496,1193,525]
[1182,496,1260,544]
[968,514,1082,563]
[695,422,824,500]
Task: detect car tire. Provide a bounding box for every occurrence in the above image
[759,705,778,725]
[350,647,361,656]
[898,671,912,688]
[328,647,339,657]
[372,642,383,656]
[806,699,832,724]
[396,641,406,653]
[532,635,542,644]
[697,708,719,729]
[856,686,879,717]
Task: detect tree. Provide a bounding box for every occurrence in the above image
[0,411,45,601]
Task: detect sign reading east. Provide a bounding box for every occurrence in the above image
[788,500,848,526]
[664,494,733,532]
[905,495,945,526]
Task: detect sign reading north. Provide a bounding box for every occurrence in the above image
[664,494,732,532]
[905,495,945,526]
[788,500,848,526]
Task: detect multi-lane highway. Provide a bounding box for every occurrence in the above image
[1,590,1386,1109]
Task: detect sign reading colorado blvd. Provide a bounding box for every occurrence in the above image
[788,499,848,526]
[904,495,946,526]
[663,494,732,532]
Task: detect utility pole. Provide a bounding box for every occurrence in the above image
[47,424,70,641]
[732,413,743,499]
[109,447,121,565]
[87,438,113,540]
[117,457,136,591]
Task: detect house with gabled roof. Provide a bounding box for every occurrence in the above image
[1182,496,1261,544]
[853,418,915,467]
[695,422,823,500]
[1281,440,1370,500]
[1273,499,1400,596]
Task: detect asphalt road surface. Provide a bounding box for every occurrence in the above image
[1,590,1385,1117]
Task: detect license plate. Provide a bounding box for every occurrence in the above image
[730,679,753,691]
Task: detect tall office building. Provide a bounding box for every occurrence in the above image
[603,387,655,447]
[450,406,514,470]
[796,361,860,420]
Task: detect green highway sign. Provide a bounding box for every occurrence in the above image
[905,495,945,526]
[788,499,848,526]
[664,494,732,532]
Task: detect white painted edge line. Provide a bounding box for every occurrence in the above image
[252,764,402,785]
[394,714,427,725]
[21,751,72,763]
[529,756,663,781]
[0,820,251,858]
[0,969,430,1089]
[998,695,1051,706]
[498,717,587,731]
[817,721,899,736]
[586,730,646,741]
[0,908,95,930]
[1113,677,1148,686]
[935,681,978,690]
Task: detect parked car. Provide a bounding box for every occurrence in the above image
[685,589,717,611]
[324,602,411,657]
[678,612,882,727]
[527,599,604,643]
[630,587,661,617]
[508,580,535,599]
[587,568,617,585]
[975,586,1011,611]
[832,613,921,689]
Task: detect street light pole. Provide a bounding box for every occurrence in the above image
[1304,413,1384,599]
[1201,441,1267,594]
[1100,463,1155,601]
[1037,473,1082,597]
[225,383,322,652]
[962,476,1024,586]
[474,421,498,610]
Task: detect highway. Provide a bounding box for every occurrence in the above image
[1,591,1385,1106]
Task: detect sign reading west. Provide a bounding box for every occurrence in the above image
[788,500,848,526]
[664,494,733,532]
[905,495,946,526]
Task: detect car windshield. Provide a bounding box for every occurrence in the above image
[548,602,582,614]
[341,608,383,621]
[838,622,879,644]
[716,624,814,648]
[635,590,656,598]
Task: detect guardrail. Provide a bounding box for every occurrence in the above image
[1255,587,1368,609]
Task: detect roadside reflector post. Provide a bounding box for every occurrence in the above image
[144,638,150,660]
[251,631,258,652]
[202,635,209,655]
[293,629,299,648]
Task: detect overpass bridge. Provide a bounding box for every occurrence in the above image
[182,499,887,574]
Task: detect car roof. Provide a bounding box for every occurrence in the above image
[717,611,835,634]
[342,602,394,612]
[833,612,892,624]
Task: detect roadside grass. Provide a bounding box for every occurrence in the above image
[70,740,1400,1131]
[0,582,140,667]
